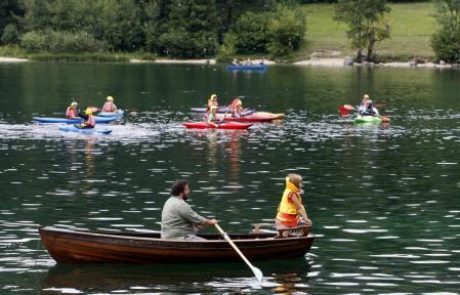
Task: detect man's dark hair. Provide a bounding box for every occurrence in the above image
[170,180,189,196]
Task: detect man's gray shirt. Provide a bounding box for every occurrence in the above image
[161,195,208,239]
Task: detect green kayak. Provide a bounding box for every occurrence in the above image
[353,115,382,124]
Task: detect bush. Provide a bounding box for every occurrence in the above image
[217,33,237,62]
[158,30,217,58]
[431,29,460,63]
[1,24,20,44]
[20,30,108,53]
[231,11,271,54]
[267,5,306,57]
[20,31,47,52]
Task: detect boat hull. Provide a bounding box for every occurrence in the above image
[98,109,124,119]
[33,116,116,124]
[59,125,112,134]
[353,115,384,124]
[216,112,285,123]
[190,107,230,113]
[183,122,252,130]
[39,226,314,264]
[226,64,268,71]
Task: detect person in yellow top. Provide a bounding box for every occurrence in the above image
[275,173,312,237]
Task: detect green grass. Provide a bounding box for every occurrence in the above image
[0,46,157,62]
[296,2,439,61]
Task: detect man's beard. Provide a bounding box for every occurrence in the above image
[182,193,189,201]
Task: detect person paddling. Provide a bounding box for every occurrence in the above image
[65,101,80,118]
[357,94,370,115]
[161,179,217,240]
[275,173,312,238]
[228,97,243,118]
[76,107,96,129]
[207,94,218,113]
[361,100,380,117]
[102,96,118,113]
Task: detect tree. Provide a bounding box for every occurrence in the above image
[431,0,460,63]
[334,0,391,62]
[155,0,219,58]
[0,0,25,44]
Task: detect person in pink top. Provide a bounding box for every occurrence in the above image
[102,96,118,112]
[65,102,79,118]
[76,107,96,129]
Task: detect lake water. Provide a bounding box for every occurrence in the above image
[0,62,460,294]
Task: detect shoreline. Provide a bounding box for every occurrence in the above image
[0,55,456,69]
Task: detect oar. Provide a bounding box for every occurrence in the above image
[214,223,263,285]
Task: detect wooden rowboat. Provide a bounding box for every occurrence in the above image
[39,226,314,264]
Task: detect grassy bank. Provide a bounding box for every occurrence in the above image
[296,2,438,61]
[0,45,156,62]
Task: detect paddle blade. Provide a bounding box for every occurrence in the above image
[380,116,390,123]
[339,104,354,116]
[251,266,264,285]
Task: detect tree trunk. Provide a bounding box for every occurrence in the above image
[356,49,363,63]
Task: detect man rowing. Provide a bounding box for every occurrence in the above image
[161,180,217,240]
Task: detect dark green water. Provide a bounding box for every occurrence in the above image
[0,62,460,294]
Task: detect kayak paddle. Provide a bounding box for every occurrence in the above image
[338,104,355,116]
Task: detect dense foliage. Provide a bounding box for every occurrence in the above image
[431,0,460,63]
[0,0,305,59]
[334,0,391,62]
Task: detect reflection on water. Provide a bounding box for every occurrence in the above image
[1,64,460,294]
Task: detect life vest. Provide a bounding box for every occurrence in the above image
[85,114,96,128]
[276,177,302,225]
[66,107,78,118]
[102,102,115,112]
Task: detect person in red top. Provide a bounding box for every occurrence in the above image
[275,173,312,237]
[76,107,96,129]
[65,102,79,118]
[102,96,118,112]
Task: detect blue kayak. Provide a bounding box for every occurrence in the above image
[226,64,267,71]
[59,125,112,135]
[98,109,124,119]
[33,116,116,124]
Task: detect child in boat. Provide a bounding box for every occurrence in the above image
[275,173,312,238]
[102,96,118,113]
[361,100,380,116]
[228,97,243,118]
[77,107,96,129]
[207,105,218,124]
[207,94,218,111]
[357,94,370,115]
[65,101,79,118]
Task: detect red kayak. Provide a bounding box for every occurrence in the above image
[215,112,285,123]
[183,122,252,130]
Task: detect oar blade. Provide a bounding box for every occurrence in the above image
[338,104,354,117]
[251,266,264,285]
